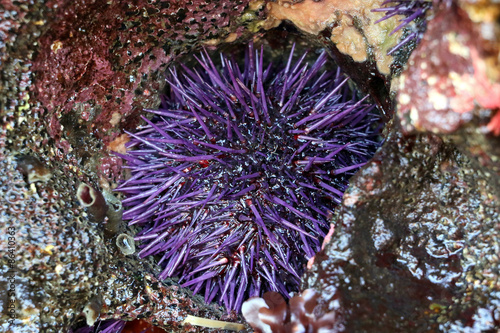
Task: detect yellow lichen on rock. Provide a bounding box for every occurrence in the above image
[265,0,404,75]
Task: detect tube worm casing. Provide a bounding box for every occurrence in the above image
[102,189,123,236]
[77,183,108,223]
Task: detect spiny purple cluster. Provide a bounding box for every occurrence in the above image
[72,319,126,333]
[373,0,434,55]
[116,44,382,311]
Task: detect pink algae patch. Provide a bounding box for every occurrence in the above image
[307,223,335,269]
[487,112,500,136]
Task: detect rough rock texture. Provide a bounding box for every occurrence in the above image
[0,122,231,332]
[0,1,42,121]
[263,0,408,116]
[305,129,500,331]
[265,0,403,75]
[0,0,259,332]
[16,0,264,183]
[303,1,500,331]
[31,0,255,146]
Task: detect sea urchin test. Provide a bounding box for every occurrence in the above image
[116,44,382,311]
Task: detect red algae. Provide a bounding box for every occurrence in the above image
[398,3,500,135]
[122,319,167,333]
[31,0,252,146]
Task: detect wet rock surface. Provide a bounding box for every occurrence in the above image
[305,128,500,331]
[0,124,231,332]
[0,0,259,331]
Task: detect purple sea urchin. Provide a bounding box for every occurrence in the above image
[373,0,434,55]
[116,44,382,311]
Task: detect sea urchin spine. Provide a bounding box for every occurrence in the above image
[373,0,434,55]
[116,44,382,311]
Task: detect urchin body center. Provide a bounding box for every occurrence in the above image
[205,112,307,209]
[117,44,382,311]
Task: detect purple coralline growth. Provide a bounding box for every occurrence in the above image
[373,0,434,55]
[116,44,382,311]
